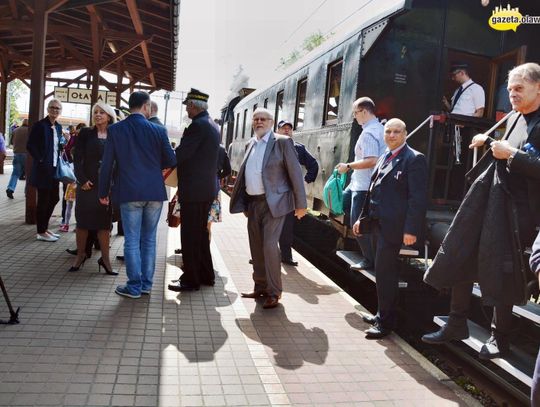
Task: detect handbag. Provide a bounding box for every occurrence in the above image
[167,194,181,228]
[322,169,346,215]
[55,153,76,183]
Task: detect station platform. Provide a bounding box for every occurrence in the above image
[0,166,479,406]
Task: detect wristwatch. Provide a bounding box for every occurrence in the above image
[346,163,351,170]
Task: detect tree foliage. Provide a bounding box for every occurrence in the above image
[8,79,25,127]
[278,31,332,70]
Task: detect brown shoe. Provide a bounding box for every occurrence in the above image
[241,290,267,298]
[263,295,279,309]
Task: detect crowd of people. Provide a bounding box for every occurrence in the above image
[1,60,540,402]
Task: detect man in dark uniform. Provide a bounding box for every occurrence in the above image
[277,119,318,266]
[353,118,428,339]
[423,62,540,359]
[168,89,220,292]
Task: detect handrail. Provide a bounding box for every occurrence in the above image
[406,115,432,140]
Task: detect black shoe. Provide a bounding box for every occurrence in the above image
[6,189,14,199]
[479,335,510,360]
[174,248,182,254]
[249,259,253,265]
[68,256,87,272]
[66,248,78,256]
[97,257,119,276]
[421,323,469,344]
[281,259,298,266]
[365,324,391,339]
[167,282,200,292]
[116,255,124,261]
[350,259,373,271]
[361,313,377,326]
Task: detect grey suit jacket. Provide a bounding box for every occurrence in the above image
[230,132,307,218]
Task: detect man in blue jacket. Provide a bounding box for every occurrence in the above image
[277,120,318,266]
[168,89,220,292]
[99,92,176,299]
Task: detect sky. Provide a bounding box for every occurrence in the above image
[176,0,397,118]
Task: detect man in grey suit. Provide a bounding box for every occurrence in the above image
[230,108,307,309]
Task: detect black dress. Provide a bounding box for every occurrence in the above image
[73,127,112,230]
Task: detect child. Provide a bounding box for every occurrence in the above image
[60,182,76,232]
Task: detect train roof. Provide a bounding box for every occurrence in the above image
[237,0,409,106]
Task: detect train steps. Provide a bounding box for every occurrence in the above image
[336,250,412,288]
[433,316,535,387]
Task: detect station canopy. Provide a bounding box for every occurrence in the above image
[0,0,179,91]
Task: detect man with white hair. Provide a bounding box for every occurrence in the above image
[423,62,540,360]
[168,89,220,292]
[353,118,428,338]
[230,108,307,309]
[148,101,164,126]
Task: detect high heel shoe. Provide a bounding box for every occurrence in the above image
[97,257,118,276]
[69,256,87,272]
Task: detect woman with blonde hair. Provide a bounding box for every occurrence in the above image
[70,101,118,275]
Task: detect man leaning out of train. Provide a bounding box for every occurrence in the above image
[422,62,540,360]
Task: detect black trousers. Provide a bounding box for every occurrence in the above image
[279,211,295,261]
[371,222,402,330]
[180,201,214,287]
[36,183,60,234]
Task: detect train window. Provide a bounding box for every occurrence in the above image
[295,78,307,130]
[251,104,258,136]
[264,98,268,108]
[242,109,248,138]
[324,59,343,125]
[235,112,240,139]
[274,90,284,131]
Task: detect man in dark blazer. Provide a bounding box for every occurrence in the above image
[230,108,307,309]
[148,101,164,126]
[277,119,318,266]
[26,98,66,242]
[423,62,540,359]
[168,89,220,292]
[99,91,176,299]
[353,118,428,338]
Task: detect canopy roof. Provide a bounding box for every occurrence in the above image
[0,0,179,91]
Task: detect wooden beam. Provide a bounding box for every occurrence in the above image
[54,0,119,11]
[9,0,18,19]
[47,0,69,13]
[100,40,143,70]
[51,34,92,70]
[126,0,156,88]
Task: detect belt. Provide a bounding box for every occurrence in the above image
[247,194,266,202]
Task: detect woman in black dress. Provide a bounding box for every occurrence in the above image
[70,102,117,275]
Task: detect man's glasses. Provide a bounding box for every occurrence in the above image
[253,117,270,122]
[49,106,62,111]
[353,109,364,114]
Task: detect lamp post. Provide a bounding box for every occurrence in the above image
[163,91,170,126]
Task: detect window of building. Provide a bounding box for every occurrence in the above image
[274,90,284,131]
[235,112,240,138]
[294,78,307,130]
[242,109,248,138]
[324,59,343,124]
[264,98,268,108]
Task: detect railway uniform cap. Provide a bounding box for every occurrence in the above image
[278,119,293,128]
[449,62,468,73]
[183,88,209,105]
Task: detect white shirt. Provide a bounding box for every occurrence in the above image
[349,118,385,191]
[52,124,59,168]
[451,79,485,116]
[245,132,270,195]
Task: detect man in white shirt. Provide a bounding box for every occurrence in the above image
[443,63,485,117]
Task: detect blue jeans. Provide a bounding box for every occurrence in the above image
[342,186,374,265]
[7,153,26,192]
[120,201,163,295]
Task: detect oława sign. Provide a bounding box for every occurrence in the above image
[54,87,116,106]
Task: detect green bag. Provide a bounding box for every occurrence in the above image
[322,169,346,215]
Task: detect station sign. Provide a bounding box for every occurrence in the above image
[54,86,116,106]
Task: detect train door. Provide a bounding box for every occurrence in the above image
[487,46,527,121]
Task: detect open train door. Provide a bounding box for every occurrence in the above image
[487,46,527,120]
